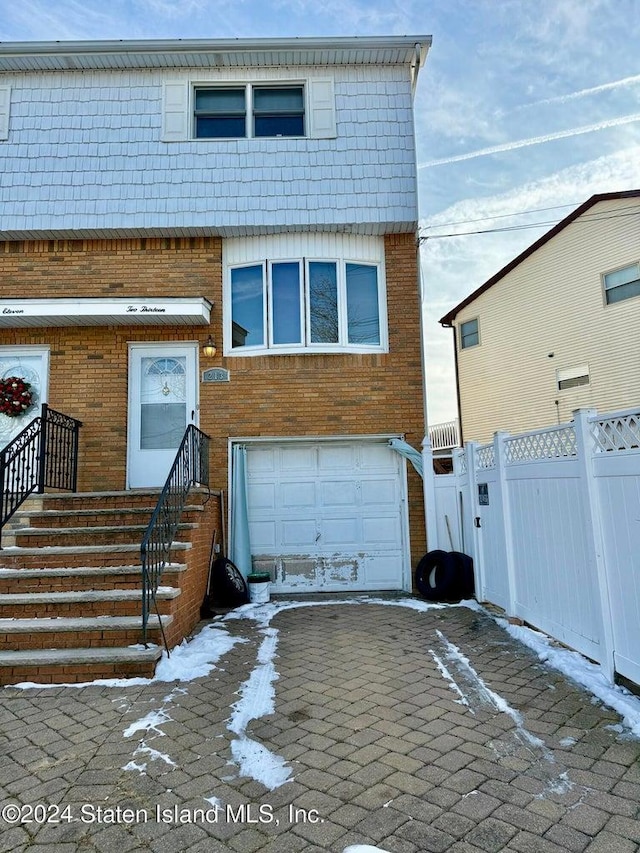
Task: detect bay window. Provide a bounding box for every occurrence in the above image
[228,258,384,354]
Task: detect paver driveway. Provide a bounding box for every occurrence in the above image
[0,599,639,852]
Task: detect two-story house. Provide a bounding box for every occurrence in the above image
[0,36,431,681]
[440,190,640,443]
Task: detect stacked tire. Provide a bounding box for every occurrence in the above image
[415,550,474,603]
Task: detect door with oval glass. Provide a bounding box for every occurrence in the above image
[0,348,49,451]
[127,344,198,488]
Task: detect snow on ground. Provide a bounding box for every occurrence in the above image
[498,618,640,739]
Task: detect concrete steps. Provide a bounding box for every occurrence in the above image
[0,489,216,686]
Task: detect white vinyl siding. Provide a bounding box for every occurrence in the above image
[455,196,640,442]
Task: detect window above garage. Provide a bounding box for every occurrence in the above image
[223,234,387,355]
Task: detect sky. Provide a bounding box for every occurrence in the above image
[2,0,640,424]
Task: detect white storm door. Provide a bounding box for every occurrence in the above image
[0,348,49,451]
[128,344,198,488]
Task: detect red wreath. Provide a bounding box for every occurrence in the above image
[0,376,33,417]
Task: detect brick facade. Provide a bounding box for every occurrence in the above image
[0,232,426,570]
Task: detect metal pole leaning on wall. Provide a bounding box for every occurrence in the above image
[573,408,616,684]
[421,436,439,552]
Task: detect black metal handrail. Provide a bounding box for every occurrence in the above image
[0,404,82,548]
[141,424,210,649]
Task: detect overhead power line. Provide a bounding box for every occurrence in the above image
[418,203,640,243]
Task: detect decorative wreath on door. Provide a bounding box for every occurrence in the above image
[0,376,33,417]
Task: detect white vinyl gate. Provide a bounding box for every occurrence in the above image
[426,406,640,685]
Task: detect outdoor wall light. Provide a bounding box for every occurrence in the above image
[202,335,217,358]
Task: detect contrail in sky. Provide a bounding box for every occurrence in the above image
[419,112,640,168]
[519,74,640,109]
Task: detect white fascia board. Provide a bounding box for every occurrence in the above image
[0,297,212,328]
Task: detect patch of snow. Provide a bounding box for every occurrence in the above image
[435,629,548,751]
[132,744,176,767]
[121,760,147,773]
[428,648,475,713]
[154,625,247,682]
[497,619,640,739]
[230,738,292,791]
[343,846,393,853]
[559,737,577,747]
[123,708,172,739]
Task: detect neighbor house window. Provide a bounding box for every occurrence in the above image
[194,84,304,139]
[557,364,590,390]
[460,318,479,349]
[229,259,383,353]
[603,263,640,304]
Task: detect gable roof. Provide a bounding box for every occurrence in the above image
[0,35,431,73]
[439,189,640,326]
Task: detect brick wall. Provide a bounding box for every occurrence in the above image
[0,233,426,568]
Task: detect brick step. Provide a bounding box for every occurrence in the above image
[0,615,172,652]
[31,489,208,512]
[0,587,180,619]
[0,541,191,570]
[22,505,204,529]
[0,646,163,685]
[0,563,186,594]
[14,522,197,548]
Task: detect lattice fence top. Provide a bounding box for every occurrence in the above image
[591,411,640,452]
[505,425,577,463]
[476,444,496,470]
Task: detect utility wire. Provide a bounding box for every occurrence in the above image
[418,204,640,242]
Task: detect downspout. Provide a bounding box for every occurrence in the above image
[441,319,463,446]
[418,256,439,552]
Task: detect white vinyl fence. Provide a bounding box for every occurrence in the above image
[424,406,640,685]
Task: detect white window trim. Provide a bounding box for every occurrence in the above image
[0,86,11,141]
[225,255,388,356]
[162,77,336,142]
[602,261,640,306]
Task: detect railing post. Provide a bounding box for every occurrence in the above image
[37,403,48,493]
[573,407,616,683]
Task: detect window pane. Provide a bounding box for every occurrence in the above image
[253,87,304,112]
[255,115,304,137]
[460,319,479,349]
[140,404,186,449]
[604,264,639,289]
[309,262,338,343]
[272,262,302,345]
[605,278,640,304]
[196,116,245,138]
[253,86,304,137]
[346,264,380,345]
[195,88,245,113]
[231,265,264,348]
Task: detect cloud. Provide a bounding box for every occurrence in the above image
[516,74,640,110]
[419,113,640,168]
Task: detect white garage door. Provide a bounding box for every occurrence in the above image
[245,439,409,593]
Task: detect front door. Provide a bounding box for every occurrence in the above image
[127,344,198,488]
[0,347,49,451]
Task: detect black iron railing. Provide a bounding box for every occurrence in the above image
[0,404,82,548]
[141,424,210,649]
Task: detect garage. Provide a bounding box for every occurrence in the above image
[244,437,410,593]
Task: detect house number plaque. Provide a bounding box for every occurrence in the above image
[202,368,230,383]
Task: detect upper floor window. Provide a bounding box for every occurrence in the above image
[228,258,384,354]
[603,262,640,305]
[162,78,335,142]
[194,85,305,139]
[460,318,479,349]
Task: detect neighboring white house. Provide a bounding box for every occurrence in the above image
[439,190,640,443]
